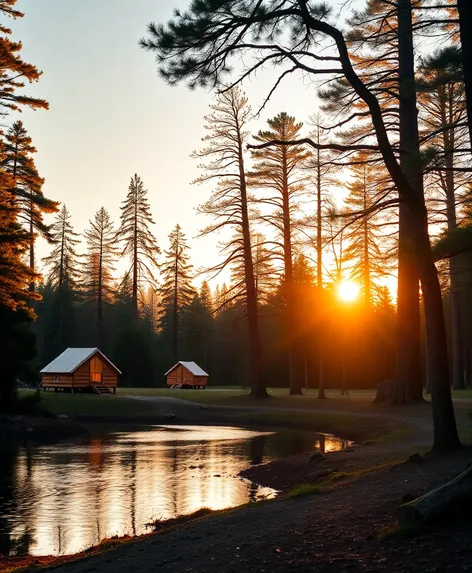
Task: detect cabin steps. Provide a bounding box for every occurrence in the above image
[91,384,113,395]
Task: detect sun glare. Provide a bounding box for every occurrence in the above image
[338,280,360,303]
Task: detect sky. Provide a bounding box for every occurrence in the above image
[9,0,362,287]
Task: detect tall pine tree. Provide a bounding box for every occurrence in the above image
[159,224,194,362]
[249,112,311,395]
[117,174,160,322]
[81,207,118,348]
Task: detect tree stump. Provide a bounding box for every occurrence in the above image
[373,379,394,404]
[397,462,472,528]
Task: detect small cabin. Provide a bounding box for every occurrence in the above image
[165,361,208,389]
[40,348,121,394]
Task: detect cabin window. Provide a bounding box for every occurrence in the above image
[54,375,59,384]
[90,356,102,383]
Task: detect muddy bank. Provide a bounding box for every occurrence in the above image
[0,414,87,445]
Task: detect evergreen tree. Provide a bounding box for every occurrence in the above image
[249,112,311,395]
[117,174,160,322]
[81,207,118,348]
[1,121,58,292]
[159,224,194,362]
[0,0,48,118]
[343,155,393,306]
[418,46,468,389]
[42,205,80,359]
[142,0,460,449]
[192,87,267,398]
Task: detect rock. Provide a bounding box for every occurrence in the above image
[166,413,176,419]
[7,415,23,422]
[308,452,325,463]
[308,469,333,481]
[27,427,34,433]
[407,453,424,464]
[214,474,221,477]
[58,414,69,420]
[401,493,417,504]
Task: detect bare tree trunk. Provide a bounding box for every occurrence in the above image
[394,0,423,404]
[132,197,139,323]
[172,255,179,363]
[457,0,472,150]
[238,130,267,399]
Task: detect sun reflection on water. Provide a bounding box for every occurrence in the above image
[0,426,350,556]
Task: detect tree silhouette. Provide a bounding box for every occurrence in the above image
[159,224,195,362]
[249,112,311,395]
[117,174,160,322]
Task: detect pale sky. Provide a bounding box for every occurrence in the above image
[9,0,361,286]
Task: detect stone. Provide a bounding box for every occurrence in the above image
[308,452,325,463]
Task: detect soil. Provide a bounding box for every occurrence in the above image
[0,414,87,444]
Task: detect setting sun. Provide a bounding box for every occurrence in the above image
[337,280,360,302]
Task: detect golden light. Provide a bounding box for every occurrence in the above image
[337,280,360,303]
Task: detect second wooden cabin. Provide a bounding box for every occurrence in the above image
[165,361,208,389]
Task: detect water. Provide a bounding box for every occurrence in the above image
[0,425,350,557]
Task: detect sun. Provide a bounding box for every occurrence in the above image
[337,280,360,302]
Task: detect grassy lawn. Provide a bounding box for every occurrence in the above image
[19,390,156,417]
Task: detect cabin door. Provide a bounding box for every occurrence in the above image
[178,366,184,384]
[90,356,103,384]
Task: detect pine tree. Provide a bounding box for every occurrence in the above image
[42,205,80,357]
[2,121,58,292]
[0,1,48,118]
[142,0,460,448]
[81,208,118,348]
[418,46,468,390]
[249,112,311,395]
[192,87,267,398]
[343,155,393,306]
[117,174,160,322]
[159,224,195,361]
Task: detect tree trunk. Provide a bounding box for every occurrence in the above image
[413,210,461,450]
[398,462,472,527]
[132,196,139,323]
[281,147,303,395]
[457,0,472,150]
[172,255,179,363]
[97,235,103,349]
[238,131,267,399]
[394,0,423,404]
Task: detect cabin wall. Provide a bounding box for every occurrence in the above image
[42,374,73,388]
[42,354,119,390]
[166,365,208,386]
[72,357,118,388]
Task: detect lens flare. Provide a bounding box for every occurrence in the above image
[338,280,360,302]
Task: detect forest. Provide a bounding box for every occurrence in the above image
[1,0,472,453]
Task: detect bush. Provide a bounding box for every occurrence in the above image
[14,390,43,415]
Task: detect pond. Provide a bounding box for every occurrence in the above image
[0,425,350,557]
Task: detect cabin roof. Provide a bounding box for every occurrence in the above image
[40,348,122,375]
[165,361,209,377]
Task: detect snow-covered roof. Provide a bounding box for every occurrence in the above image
[40,348,122,374]
[165,361,209,377]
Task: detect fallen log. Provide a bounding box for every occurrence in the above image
[397,462,472,528]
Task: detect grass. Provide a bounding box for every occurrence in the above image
[18,389,156,418]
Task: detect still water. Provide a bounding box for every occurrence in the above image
[0,425,349,557]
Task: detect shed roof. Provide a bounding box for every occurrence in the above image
[40,348,122,375]
[165,361,209,377]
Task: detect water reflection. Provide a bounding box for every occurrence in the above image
[0,425,349,556]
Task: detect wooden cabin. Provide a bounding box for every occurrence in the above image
[165,361,208,389]
[40,348,121,394]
